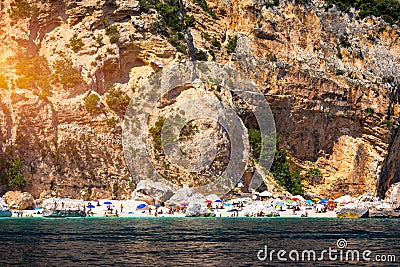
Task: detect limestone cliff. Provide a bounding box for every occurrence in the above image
[0,0,399,199]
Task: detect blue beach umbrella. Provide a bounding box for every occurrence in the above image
[34,207,43,210]
[215,199,222,203]
[87,205,95,209]
[137,204,147,209]
[275,201,284,206]
[155,204,162,207]
[104,201,112,205]
[224,203,232,206]
[318,200,328,205]
[305,200,313,205]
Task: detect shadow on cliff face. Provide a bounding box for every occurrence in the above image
[266,95,364,162]
[378,128,400,198]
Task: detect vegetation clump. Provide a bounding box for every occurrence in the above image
[8,0,36,20]
[270,149,305,195]
[149,117,166,153]
[69,34,84,53]
[52,58,83,88]
[363,107,374,115]
[14,55,51,93]
[248,129,262,163]
[139,0,196,55]
[193,0,217,19]
[325,0,400,25]
[336,69,344,75]
[105,88,131,115]
[85,94,100,114]
[265,0,279,8]
[226,35,238,55]
[5,158,26,189]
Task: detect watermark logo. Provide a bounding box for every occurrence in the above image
[257,239,397,262]
[122,61,276,196]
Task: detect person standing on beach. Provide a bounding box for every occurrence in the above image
[120,204,123,213]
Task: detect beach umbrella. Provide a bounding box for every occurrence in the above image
[224,203,232,206]
[137,204,147,209]
[205,200,212,203]
[292,198,300,201]
[290,201,298,206]
[320,198,328,202]
[328,201,336,205]
[87,204,95,209]
[305,200,313,205]
[34,206,43,210]
[285,199,294,204]
[312,198,320,202]
[275,201,284,206]
[155,204,162,207]
[169,203,177,207]
[215,199,222,203]
[104,201,112,205]
[181,202,189,207]
[292,195,305,202]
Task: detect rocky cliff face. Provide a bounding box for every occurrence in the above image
[0,0,399,199]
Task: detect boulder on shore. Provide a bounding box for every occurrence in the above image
[384,182,400,208]
[131,180,175,205]
[185,198,215,217]
[165,187,197,206]
[336,207,369,218]
[2,191,34,210]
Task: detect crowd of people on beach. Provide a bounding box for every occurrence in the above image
[7,191,358,218]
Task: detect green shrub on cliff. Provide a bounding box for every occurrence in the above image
[5,158,26,189]
[52,57,83,88]
[14,55,51,91]
[265,0,280,8]
[85,94,100,114]
[226,35,238,55]
[363,107,374,115]
[270,149,305,195]
[149,117,166,153]
[106,25,120,43]
[325,0,400,25]
[140,0,197,55]
[105,88,131,115]
[8,0,37,20]
[193,0,217,19]
[68,34,84,53]
[249,129,262,162]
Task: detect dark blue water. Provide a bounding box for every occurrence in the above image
[0,218,399,266]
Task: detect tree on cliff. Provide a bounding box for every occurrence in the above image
[5,158,26,189]
[270,149,304,195]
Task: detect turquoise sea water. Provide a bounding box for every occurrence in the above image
[0,217,399,266]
